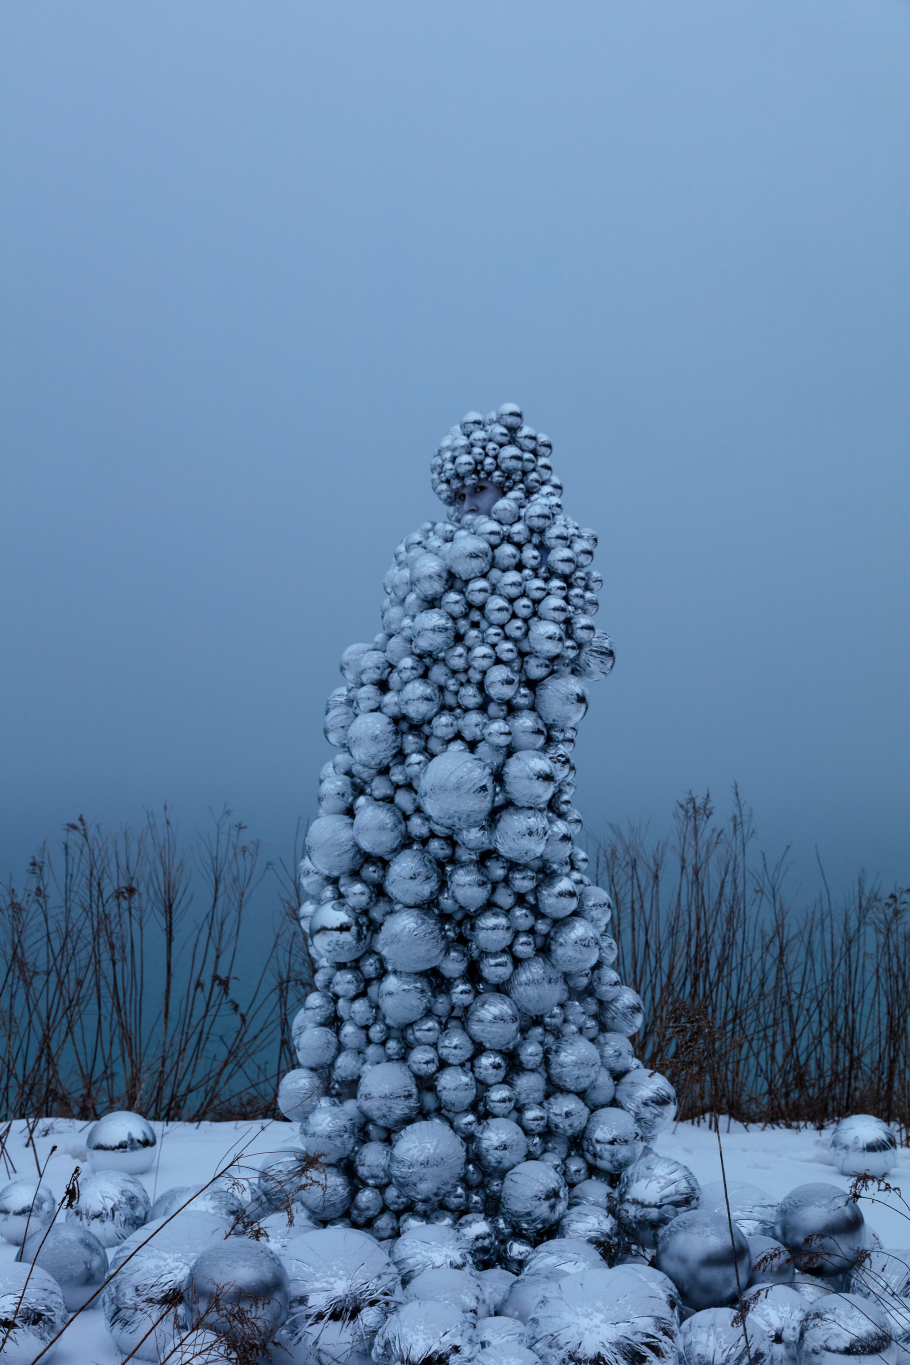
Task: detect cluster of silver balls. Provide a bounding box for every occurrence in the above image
[430,404,562,511]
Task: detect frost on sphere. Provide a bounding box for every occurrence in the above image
[285,404,688,1267]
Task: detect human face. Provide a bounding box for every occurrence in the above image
[454,480,503,519]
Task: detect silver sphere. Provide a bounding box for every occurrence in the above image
[389,1122,466,1203]
[656,1210,752,1311]
[616,1154,701,1250]
[20,1222,108,1312]
[185,1240,289,1344]
[0,1179,56,1245]
[524,1265,678,1365]
[358,1061,421,1129]
[775,1184,865,1276]
[499,1161,569,1236]
[829,1117,898,1179]
[390,1224,473,1285]
[680,1307,772,1365]
[795,1292,896,1365]
[65,1170,151,1247]
[373,1299,479,1365]
[614,1070,677,1141]
[86,1109,157,1174]
[0,1262,68,1364]
[377,908,447,972]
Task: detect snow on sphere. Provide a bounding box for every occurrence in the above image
[356,1140,392,1187]
[0,1179,56,1245]
[389,1122,466,1202]
[293,1020,339,1069]
[501,752,557,809]
[534,676,588,729]
[308,900,371,962]
[500,1162,569,1236]
[546,1036,600,1093]
[101,1245,189,1360]
[474,1119,528,1176]
[525,1265,678,1365]
[358,1061,421,1129]
[478,1276,519,1320]
[412,609,456,657]
[186,1240,289,1343]
[374,1298,479,1365]
[616,1154,700,1250]
[306,815,363,876]
[378,971,434,1026]
[276,1227,402,1357]
[297,1166,352,1220]
[20,1223,108,1312]
[746,1236,795,1287]
[405,1267,483,1320]
[354,800,407,857]
[148,1181,245,1224]
[521,1238,604,1281]
[447,535,494,581]
[829,1116,898,1178]
[680,1308,772,1365]
[466,993,521,1050]
[508,958,567,1016]
[742,1284,808,1365]
[385,848,442,905]
[0,1262,68,1364]
[476,1346,539,1365]
[418,751,497,833]
[348,711,401,768]
[110,1212,228,1272]
[795,1292,896,1365]
[391,1224,473,1285]
[301,1099,360,1164]
[559,1204,621,1254]
[614,1070,677,1141]
[65,1170,150,1247]
[656,1210,751,1312]
[278,1067,327,1122]
[377,908,447,972]
[86,1110,157,1174]
[547,918,599,974]
[494,808,550,863]
[700,1182,779,1239]
[775,1185,865,1276]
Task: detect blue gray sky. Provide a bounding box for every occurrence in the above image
[1,0,907,896]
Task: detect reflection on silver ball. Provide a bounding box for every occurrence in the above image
[508,957,567,1016]
[559,1203,620,1255]
[775,1185,865,1276]
[86,1110,157,1174]
[102,1245,190,1359]
[795,1292,896,1365]
[385,848,442,906]
[0,1262,68,1364]
[377,972,433,1026]
[276,1227,402,1360]
[614,1070,677,1141]
[742,1284,807,1365]
[525,1265,678,1365]
[494,807,550,863]
[474,1120,528,1176]
[374,1299,479,1365]
[419,751,496,833]
[377,908,447,972]
[306,815,363,876]
[390,1224,473,1285]
[656,1210,752,1311]
[65,1170,151,1248]
[829,1117,897,1179]
[405,1267,483,1320]
[358,1061,421,1129]
[185,1240,289,1344]
[616,1154,700,1250]
[747,1236,795,1288]
[701,1182,779,1239]
[500,1161,569,1235]
[466,993,521,1051]
[278,1068,327,1123]
[0,1179,56,1245]
[20,1222,108,1312]
[680,1307,772,1365]
[389,1122,466,1203]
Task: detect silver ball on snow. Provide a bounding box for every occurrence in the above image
[656,1210,752,1312]
[102,1245,192,1360]
[828,1116,898,1178]
[742,1284,808,1365]
[278,1067,328,1122]
[700,1181,779,1239]
[357,1061,421,1129]
[795,1292,897,1365]
[404,1267,483,1320]
[185,1240,289,1343]
[0,1178,56,1245]
[390,1223,473,1285]
[524,1265,679,1365]
[276,1227,402,1360]
[747,1236,796,1288]
[19,1222,108,1312]
[65,1170,150,1247]
[389,1122,466,1203]
[500,1161,569,1235]
[616,1153,700,1250]
[775,1184,865,1276]
[85,1109,157,1174]
[0,1262,68,1364]
[373,1299,479,1365]
[680,1307,772,1365]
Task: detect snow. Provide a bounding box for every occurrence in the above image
[1,1116,907,1364]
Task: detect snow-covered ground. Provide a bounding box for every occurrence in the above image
[2,1116,908,1364]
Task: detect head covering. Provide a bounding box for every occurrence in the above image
[431,403,563,512]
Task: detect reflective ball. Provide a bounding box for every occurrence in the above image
[680,1307,772,1365]
[775,1184,865,1276]
[656,1210,752,1311]
[747,1236,795,1288]
[306,814,364,876]
[502,752,557,809]
[348,711,401,769]
[533,675,588,728]
[0,1262,68,1364]
[494,807,550,863]
[521,1237,603,1281]
[475,1120,529,1176]
[20,1222,108,1312]
[86,1110,157,1174]
[546,1035,600,1093]
[796,1292,896,1365]
[500,1161,569,1235]
[185,1240,289,1344]
[436,1066,477,1114]
[101,1245,192,1359]
[829,1117,898,1179]
[65,1170,150,1247]
[301,1098,359,1164]
[309,900,371,962]
[389,1122,466,1203]
[356,1140,392,1187]
[296,1165,352,1220]
[0,1179,56,1245]
[373,1299,479,1365]
[616,1153,701,1250]
[466,993,521,1051]
[385,848,442,906]
[278,1068,327,1123]
[377,907,447,972]
[701,1182,779,1239]
[508,957,567,1016]
[559,1204,621,1255]
[548,917,600,974]
[405,1266,483,1320]
[354,801,407,857]
[276,1227,401,1359]
[524,1265,678,1365]
[614,1070,677,1141]
[378,972,434,1026]
[390,1223,473,1285]
[358,1061,421,1129]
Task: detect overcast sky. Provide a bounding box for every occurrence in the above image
[1,0,907,898]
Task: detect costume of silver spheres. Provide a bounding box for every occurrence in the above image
[284,403,686,1266]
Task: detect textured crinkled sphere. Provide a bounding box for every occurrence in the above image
[448,860,493,910]
[525,1266,678,1365]
[537,875,579,920]
[599,987,645,1036]
[829,1116,898,1178]
[474,1119,529,1176]
[501,752,557,809]
[597,1034,636,1076]
[405,1267,483,1320]
[293,1020,339,1069]
[374,1298,479,1365]
[389,1122,466,1202]
[102,1245,189,1360]
[559,1204,621,1254]
[526,619,565,659]
[391,1224,473,1285]
[796,1292,895,1365]
[412,608,456,657]
[65,1170,150,1248]
[377,907,447,972]
[680,1308,772,1365]
[700,1182,779,1240]
[0,1262,68,1364]
[466,993,521,1050]
[186,1240,289,1343]
[575,632,616,682]
[296,1165,352,1220]
[308,900,370,962]
[410,552,451,600]
[353,800,407,857]
[436,1066,477,1114]
[616,1154,701,1249]
[0,1179,56,1245]
[418,751,496,833]
[547,917,600,974]
[86,1110,157,1175]
[347,711,401,768]
[378,971,433,1026]
[508,957,566,1016]
[21,1222,108,1313]
[276,1227,402,1358]
[746,1236,795,1288]
[385,848,442,905]
[546,1036,600,1093]
[500,1162,569,1235]
[358,1061,421,1129]
[306,815,363,876]
[301,1099,360,1164]
[447,533,494,580]
[742,1284,807,1365]
[614,1070,677,1141]
[534,675,589,728]
[775,1185,866,1276]
[656,1210,752,1312]
[110,1213,230,1273]
[278,1067,327,1123]
[494,807,550,863]
[521,1237,604,1282]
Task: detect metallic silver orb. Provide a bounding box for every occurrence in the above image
[500,1161,569,1236]
[308,899,371,962]
[748,1236,796,1287]
[775,1185,865,1276]
[597,1033,636,1076]
[278,1067,327,1122]
[436,1066,477,1114]
[385,848,442,906]
[521,1237,603,1282]
[545,1093,590,1137]
[559,1204,620,1254]
[537,875,579,920]
[293,1020,339,1069]
[533,675,588,729]
[185,1240,289,1344]
[377,908,447,972]
[0,1179,56,1245]
[656,1209,751,1311]
[358,1061,421,1129]
[447,535,493,581]
[466,993,521,1051]
[391,1224,473,1285]
[373,1299,479,1365]
[829,1117,898,1179]
[474,1120,528,1177]
[86,1109,157,1174]
[507,957,567,1016]
[102,1245,191,1359]
[494,807,550,863]
[599,987,645,1036]
[0,1262,68,1364]
[502,752,557,809]
[354,800,407,857]
[378,971,434,1026]
[347,711,401,769]
[478,1314,525,1347]
[306,814,364,876]
[65,1170,150,1247]
[276,1227,402,1360]
[389,1122,466,1203]
[295,1165,352,1221]
[680,1307,772,1365]
[583,1107,644,1176]
[546,1035,600,1093]
[356,1140,393,1187]
[301,1098,360,1164]
[405,1267,483,1320]
[701,1182,779,1239]
[548,917,600,974]
[614,1070,677,1141]
[524,1265,678,1365]
[412,608,457,658]
[617,1154,701,1250]
[743,1284,808,1365]
[20,1222,108,1312]
[796,1292,896,1365]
